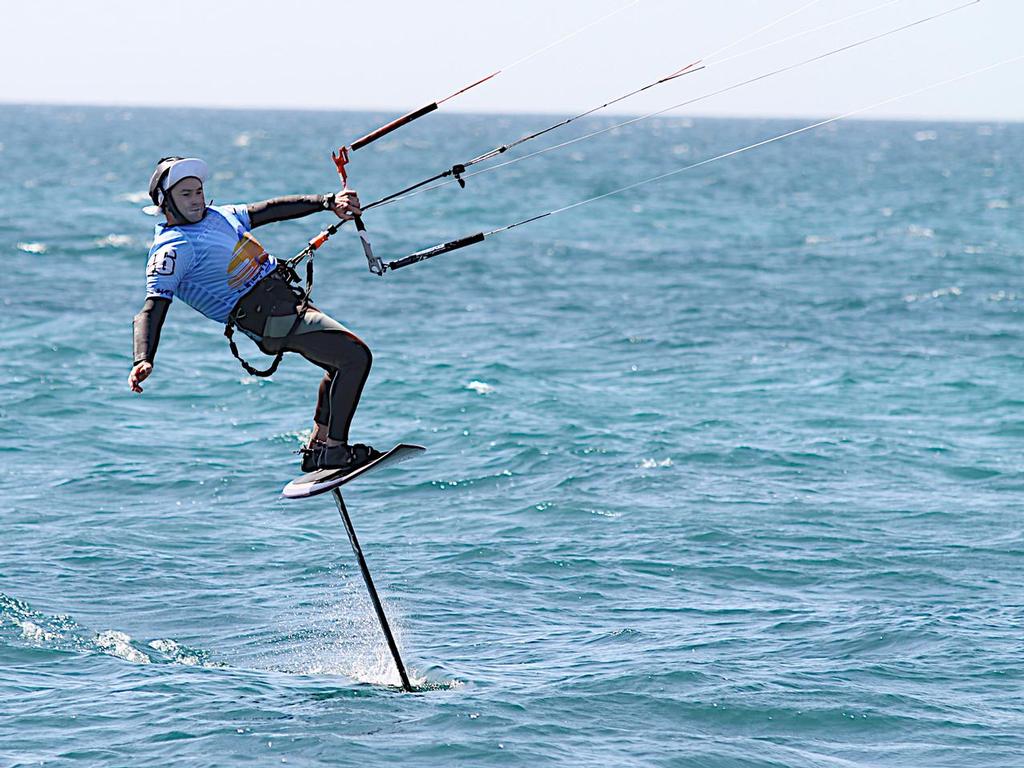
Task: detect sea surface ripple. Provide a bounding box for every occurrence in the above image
[1,105,1023,766]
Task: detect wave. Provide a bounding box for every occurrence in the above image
[0,591,221,668]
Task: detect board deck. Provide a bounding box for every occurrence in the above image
[282,443,426,500]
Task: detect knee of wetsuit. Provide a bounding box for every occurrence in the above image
[339,335,372,372]
[354,340,372,374]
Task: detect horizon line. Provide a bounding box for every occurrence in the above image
[0,99,1019,127]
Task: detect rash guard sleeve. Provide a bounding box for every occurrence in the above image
[133,297,171,366]
[247,194,335,228]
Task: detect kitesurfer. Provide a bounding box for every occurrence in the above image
[129,156,381,473]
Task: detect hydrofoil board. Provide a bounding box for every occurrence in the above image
[283,443,425,500]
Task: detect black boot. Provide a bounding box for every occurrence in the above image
[299,441,326,473]
[317,443,382,471]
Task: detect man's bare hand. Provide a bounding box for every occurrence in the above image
[331,189,361,221]
[129,361,153,393]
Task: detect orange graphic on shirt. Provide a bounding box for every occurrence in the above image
[227,232,270,290]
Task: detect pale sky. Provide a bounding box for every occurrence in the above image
[3,0,1021,121]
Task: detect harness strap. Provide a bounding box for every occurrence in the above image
[224,263,313,377]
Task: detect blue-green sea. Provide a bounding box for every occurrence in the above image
[1,103,1023,766]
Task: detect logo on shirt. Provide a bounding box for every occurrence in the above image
[147,246,177,276]
[227,232,270,290]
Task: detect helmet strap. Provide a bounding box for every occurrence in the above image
[162,180,201,225]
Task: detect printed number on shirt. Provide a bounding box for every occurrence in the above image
[147,246,177,276]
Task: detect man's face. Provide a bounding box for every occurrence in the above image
[168,177,206,223]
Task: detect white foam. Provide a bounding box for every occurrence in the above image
[95,234,134,248]
[903,286,962,303]
[149,638,206,667]
[988,291,1018,303]
[95,630,151,665]
[640,458,673,469]
[118,191,151,204]
[18,620,60,643]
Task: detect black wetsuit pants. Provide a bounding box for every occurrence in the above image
[232,273,371,443]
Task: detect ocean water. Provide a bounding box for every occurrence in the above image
[1,103,1022,767]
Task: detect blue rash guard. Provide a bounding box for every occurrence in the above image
[145,205,278,324]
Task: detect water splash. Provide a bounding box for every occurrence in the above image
[262,577,434,690]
